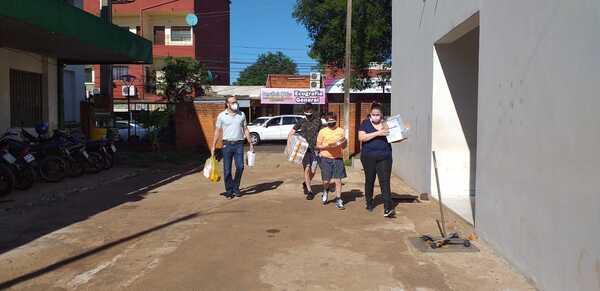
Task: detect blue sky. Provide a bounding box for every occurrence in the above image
[229,0,318,84]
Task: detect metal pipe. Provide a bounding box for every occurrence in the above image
[432,151,447,238]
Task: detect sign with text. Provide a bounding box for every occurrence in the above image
[260,88,326,104]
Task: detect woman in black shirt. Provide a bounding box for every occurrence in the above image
[358,103,395,218]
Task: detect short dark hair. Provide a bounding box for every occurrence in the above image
[303,103,314,112]
[225,96,236,104]
[326,112,337,120]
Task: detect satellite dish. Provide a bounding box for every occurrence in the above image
[186,14,198,26]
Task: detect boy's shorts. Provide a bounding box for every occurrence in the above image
[320,157,347,181]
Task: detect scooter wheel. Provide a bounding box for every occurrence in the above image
[430,242,438,249]
[463,240,471,247]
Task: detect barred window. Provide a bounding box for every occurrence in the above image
[10,69,43,127]
[170,26,192,42]
[112,66,129,81]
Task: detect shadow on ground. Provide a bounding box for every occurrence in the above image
[0,209,246,289]
[0,164,202,256]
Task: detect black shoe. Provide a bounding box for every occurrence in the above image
[302,182,308,195]
[306,191,315,200]
[366,205,374,212]
[224,192,234,199]
[234,192,242,198]
[384,209,395,218]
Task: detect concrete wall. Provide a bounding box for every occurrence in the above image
[0,48,58,132]
[392,0,600,290]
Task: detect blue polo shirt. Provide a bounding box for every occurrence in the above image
[216,110,246,141]
[359,119,392,159]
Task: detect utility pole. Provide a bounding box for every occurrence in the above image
[342,0,353,160]
[100,0,113,116]
[343,0,352,147]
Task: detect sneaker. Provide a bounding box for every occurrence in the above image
[335,198,345,210]
[302,182,308,195]
[384,209,395,218]
[366,204,374,213]
[306,191,315,200]
[234,192,242,198]
[321,191,328,205]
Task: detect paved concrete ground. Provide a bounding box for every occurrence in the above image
[0,150,536,291]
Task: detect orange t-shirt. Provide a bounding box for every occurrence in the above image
[317,127,345,159]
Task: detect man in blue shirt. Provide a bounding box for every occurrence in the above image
[211,96,254,198]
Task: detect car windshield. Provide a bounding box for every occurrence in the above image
[250,118,268,125]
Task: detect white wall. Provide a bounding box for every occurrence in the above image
[392,1,600,290]
[0,48,58,132]
[63,65,86,123]
[431,47,473,223]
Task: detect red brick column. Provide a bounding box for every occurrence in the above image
[175,102,224,151]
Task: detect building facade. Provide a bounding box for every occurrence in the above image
[83,0,230,103]
[391,1,599,290]
[0,0,151,133]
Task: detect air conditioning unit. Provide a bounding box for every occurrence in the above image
[121,85,136,97]
[310,72,322,89]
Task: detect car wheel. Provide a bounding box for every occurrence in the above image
[250,133,260,145]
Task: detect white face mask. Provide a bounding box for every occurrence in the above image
[304,112,313,116]
[370,115,382,124]
[229,103,239,111]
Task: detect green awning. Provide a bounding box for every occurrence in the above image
[0,0,152,64]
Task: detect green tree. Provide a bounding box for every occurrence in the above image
[157,57,210,102]
[293,0,392,89]
[236,52,298,85]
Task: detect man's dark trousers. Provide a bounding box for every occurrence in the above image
[222,142,244,195]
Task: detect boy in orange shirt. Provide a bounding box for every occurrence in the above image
[316,112,347,209]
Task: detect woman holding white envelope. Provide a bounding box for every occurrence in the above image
[358,103,395,218]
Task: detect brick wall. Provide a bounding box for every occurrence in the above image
[175,102,224,151]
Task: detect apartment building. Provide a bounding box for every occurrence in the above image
[83,0,230,104]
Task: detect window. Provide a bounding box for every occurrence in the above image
[266,117,281,127]
[170,26,192,43]
[153,26,165,45]
[282,117,297,125]
[10,69,43,127]
[84,67,94,83]
[112,66,129,81]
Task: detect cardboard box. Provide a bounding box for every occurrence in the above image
[385,114,409,143]
[285,134,308,164]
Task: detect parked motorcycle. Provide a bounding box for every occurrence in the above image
[11,128,68,183]
[0,135,36,190]
[85,139,117,170]
[22,126,104,177]
[0,145,16,196]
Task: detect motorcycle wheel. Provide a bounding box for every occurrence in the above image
[85,152,104,174]
[40,157,68,182]
[0,163,15,196]
[14,165,36,190]
[68,158,85,177]
[102,152,114,170]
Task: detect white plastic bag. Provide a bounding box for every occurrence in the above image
[203,157,212,178]
[247,151,256,167]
